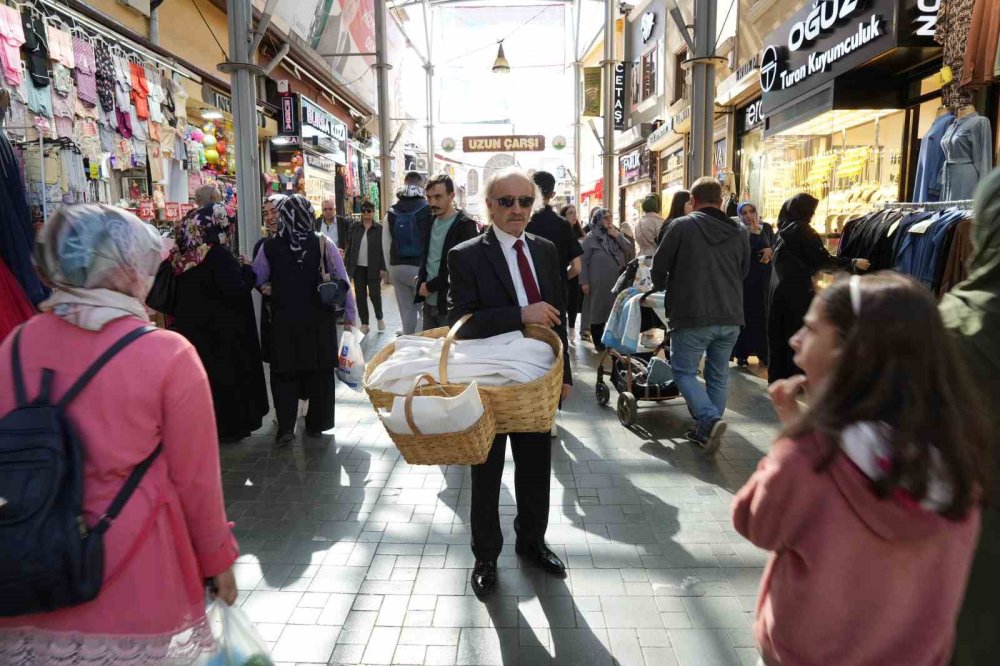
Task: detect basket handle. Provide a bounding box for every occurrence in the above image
[403,373,445,436]
[438,313,473,384]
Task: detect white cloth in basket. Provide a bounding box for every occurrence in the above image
[367,331,555,394]
[379,382,484,435]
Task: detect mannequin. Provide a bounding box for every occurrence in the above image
[914,105,957,202]
[940,105,993,201]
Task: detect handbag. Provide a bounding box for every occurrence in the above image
[145,259,177,314]
[317,235,349,312]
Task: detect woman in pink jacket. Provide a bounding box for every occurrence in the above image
[734,273,987,666]
[0,206,239,663]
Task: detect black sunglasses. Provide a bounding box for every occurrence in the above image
[492,196,535,209]
[361,207,375,213]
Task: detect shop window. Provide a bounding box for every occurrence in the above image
[758,109,907,235]
[672,49,687,104]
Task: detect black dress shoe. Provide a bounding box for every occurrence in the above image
[471,559,497,597]
[515,542,566,576]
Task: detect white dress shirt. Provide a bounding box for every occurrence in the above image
[493,225,540,308]
[319,218,339,247]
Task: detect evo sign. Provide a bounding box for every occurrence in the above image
[759,0,939,116]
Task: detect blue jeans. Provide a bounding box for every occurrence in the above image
[670,325,740,437]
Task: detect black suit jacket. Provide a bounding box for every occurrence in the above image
[416,210,480,316]
[447,226,572,386]
[315,215,352,251]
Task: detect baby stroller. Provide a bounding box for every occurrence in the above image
[595,258,680,426]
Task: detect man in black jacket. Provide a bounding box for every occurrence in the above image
[316,197,351,256]
[651,177,751,455]
[416,174,479,330]
[383,172,433,335]
[448,168,572,598]
[526,171,583,288]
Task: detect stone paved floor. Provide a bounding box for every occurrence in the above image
[222,288,780,665]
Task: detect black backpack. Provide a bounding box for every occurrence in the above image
[0,325,162,616]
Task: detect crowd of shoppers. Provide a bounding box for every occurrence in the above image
[3,162,1000,665]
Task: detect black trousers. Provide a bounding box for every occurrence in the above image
[591,323,606,351]
[470,431,551,561]
[353,265,383,325]
[566,277,582,329]
[271,369,337,437]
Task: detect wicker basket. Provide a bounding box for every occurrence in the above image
[382,374,496,465]
[364,314,564,434]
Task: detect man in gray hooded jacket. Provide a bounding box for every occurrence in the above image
[652,177,750,455]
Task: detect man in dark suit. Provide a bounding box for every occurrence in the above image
[447,168,572,597]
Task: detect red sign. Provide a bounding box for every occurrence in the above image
[165,202,181,221]
[138,199,155,221]
[181,203,197,217]
[343,0,376,67]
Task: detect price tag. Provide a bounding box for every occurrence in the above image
[165,202,180,221]
[138,199,155,221]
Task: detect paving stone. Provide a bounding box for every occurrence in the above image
[601,596,663,628]
[607,628,645,666]
[681,597,752,629]
[270,624,341,663]
[307,566,368,593]
[391,644,425,665]
[414,568,469,596]
[362,626,402,665]
[669,629,744,666]
[456,628,518,665]
[328,643,365,664]
[241,590,302,624]
[643,646,681,665]
[424,645,459,665]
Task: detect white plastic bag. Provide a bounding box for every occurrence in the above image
[337,329,366,391]
[198,601,274,666]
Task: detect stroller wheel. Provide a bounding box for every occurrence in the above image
[617,392,638,426]
[596,382,611,406]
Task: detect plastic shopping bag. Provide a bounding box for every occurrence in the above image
[198,601,274,666]
[337,329,366,391]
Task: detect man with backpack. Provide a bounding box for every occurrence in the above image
[416,174,480,330]
[382,172,434,335]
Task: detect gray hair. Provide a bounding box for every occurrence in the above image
[194,184,221,207]
[483,167,535,201]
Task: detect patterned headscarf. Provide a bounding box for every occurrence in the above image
[736,201,755,218]
[169,203,231,275]
[34,205,164,331]
[589,207,624,266]
[277,194,317,265]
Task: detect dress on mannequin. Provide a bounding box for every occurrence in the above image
[913,111,955,202]
[940,112,994,201]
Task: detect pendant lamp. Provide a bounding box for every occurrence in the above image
[492,41,510,74]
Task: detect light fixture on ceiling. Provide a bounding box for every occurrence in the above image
[202,110,224,120]
[492,41,510,74]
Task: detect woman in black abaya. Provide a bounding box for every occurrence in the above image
[169,203,269,441]
[766,194,869,383]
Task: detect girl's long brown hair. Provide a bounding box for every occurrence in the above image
[786,273,989,519]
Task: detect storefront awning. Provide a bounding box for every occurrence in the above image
[581,179,603,200]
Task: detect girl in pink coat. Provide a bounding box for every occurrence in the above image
[733,273,987,666]
[0,206,239,663]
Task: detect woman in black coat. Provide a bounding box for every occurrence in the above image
[169,203,269,442]
[732,201,774,367]
[252,194,358,444]
[766,194,869,382]
[344,201,387,334]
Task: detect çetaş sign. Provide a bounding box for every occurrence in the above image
[462,135,546,152]
[759,0,939,116]
[613,63,626,130]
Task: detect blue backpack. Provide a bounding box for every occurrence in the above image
[0,325,161,616]
[391,201,428,259]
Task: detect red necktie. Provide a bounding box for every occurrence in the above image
[513,239,542,304]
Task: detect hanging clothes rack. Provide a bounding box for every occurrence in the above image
[4,127,48,221]
[879,199,974,212]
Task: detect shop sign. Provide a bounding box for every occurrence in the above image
[671,106,692,134]
[713,138,727,174]
[181,203,197,217]
[305,152,336,172]
[619,146,650,186]
[613,63,626,130]
[640,11,656,43]
[201,85,268,128]
[164,202,181,222]
[278,95,299,136]
[742,99,765,130]
[583,67,602,116]
[301,96,348,142]
[138,199,155,221]
[646,120,674,150]
[310,135,340,153]
[734,55,759,83]
[462,135,546,152]
[760,0,938,114]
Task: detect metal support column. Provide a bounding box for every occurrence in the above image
[572,0,582,207]
[374,0,394,217]
[422,0,435,177]
[689,0,718,179]
[225,0,262,257]
[601,0,615,212]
